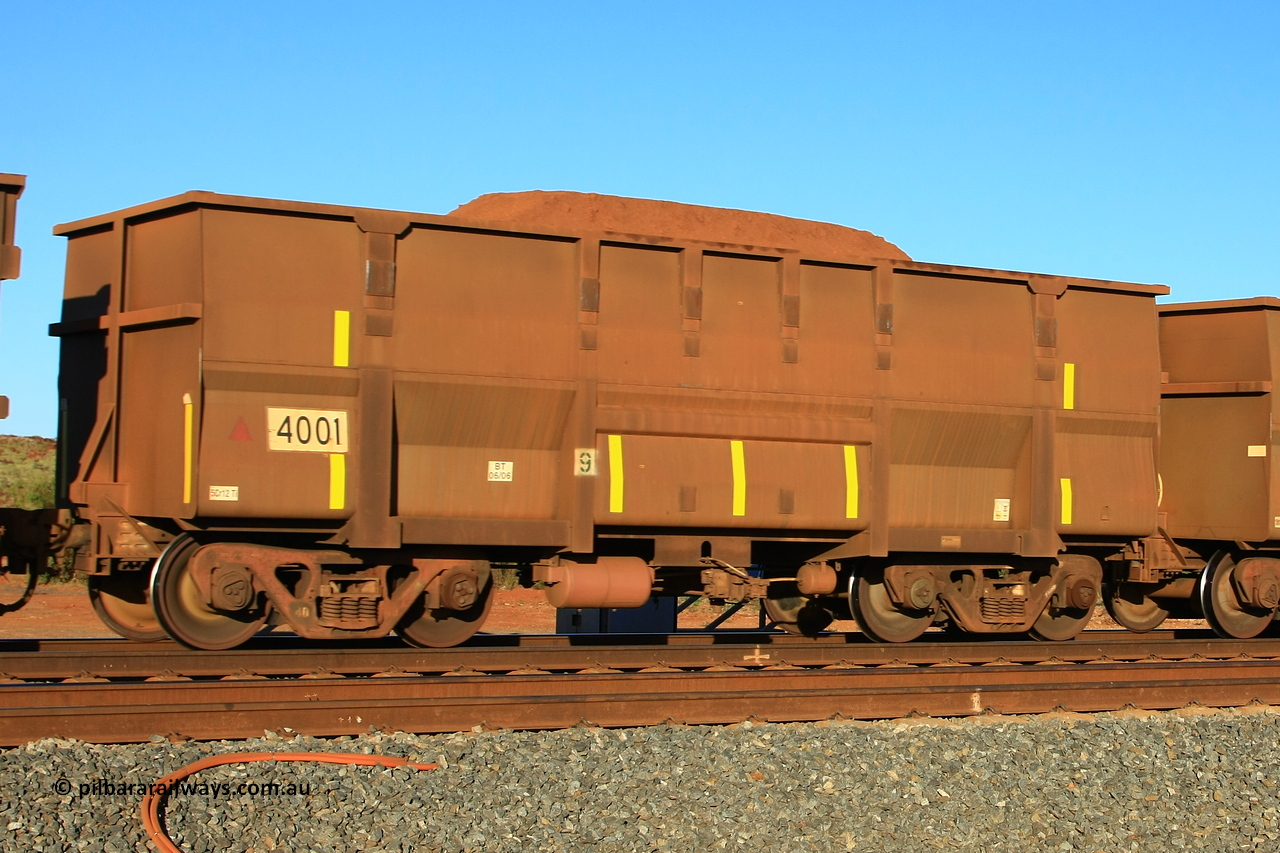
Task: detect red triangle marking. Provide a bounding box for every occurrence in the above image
[230,416,253,442]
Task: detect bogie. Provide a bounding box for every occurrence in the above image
[844,557,1101,643]
[145,535,499,650]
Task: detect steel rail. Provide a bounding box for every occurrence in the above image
[0,630,1275,682]
[5,649,1280,745]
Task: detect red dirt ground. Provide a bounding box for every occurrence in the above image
[0,583,769,640]
[0,583,114,638]
[0,581,1182,641]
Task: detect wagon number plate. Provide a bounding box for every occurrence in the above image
[266,408,349,453]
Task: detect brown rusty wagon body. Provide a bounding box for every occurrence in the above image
[0,173,25,423]
[0,174,23,283]
[1107,298,1280,639]
[53,191,1167,647]
[0,173,58,616]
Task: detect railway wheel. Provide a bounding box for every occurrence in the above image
[763,584,833,637]
[0,555,37,614]
[1029,598,1093,642]
[850,569,931,643]
[1199,552,1273,639]
[151,535,268,650]
[396,571,495,648]
[1103,582,1169,632]
[88,571,165,641]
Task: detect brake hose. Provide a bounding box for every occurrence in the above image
[141,751,439,853]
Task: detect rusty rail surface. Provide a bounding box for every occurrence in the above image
[0,629,1268,681]
[4,632,1280,745]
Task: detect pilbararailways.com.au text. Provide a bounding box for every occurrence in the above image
[53,777,312,798]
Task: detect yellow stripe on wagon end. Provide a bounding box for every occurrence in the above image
[1063,362,1076,410]
[333,310,351,367]
[608,435,624,513]
[1060,477,1073,525]
[844,445,859,519]
[730,440,746,517]
[182,393,193,504]
[329,453,346,510]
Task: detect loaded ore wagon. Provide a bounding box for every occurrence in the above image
[0,173,57,614]
[0,173,25,419]
[52,191,1166,648]
[0,175,23,277]
[1125,298,1280,638]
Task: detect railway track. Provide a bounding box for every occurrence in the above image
[4,630,1280,746]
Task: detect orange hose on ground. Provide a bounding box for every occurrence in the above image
[140,752,439,853]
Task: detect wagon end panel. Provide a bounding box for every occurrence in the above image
[113,210,204,519]
[1158,302,1280,541]
[55,221,142,510]
[1160,394,1271,540]
[55,249,103,506]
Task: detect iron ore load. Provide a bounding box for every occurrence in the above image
[58,187,1272,651]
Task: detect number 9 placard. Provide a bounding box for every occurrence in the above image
[266,408,349,453]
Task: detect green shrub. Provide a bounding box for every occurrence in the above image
[0,435,56,511]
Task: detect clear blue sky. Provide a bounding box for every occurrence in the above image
[3,1,1278,437]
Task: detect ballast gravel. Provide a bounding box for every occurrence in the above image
[4,707,1280,852]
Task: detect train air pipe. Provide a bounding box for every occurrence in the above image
[540,557,655,609]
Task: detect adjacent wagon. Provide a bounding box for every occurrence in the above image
[1117,298,1280,638]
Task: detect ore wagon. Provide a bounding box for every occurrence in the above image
[0,173,24,421]
[0,173,59,615]
[0,175,23,274]
[1112,298,1280,638]
[53,191,1166,647]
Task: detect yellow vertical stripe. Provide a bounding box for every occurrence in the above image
[329,453,346,510]
[731,440,746,517]
[182,393,193,504]
[844,445,859,518]
[333,310,351,367]
[1060,477,1073,525]
[608,434,624,513]
[1063,362,1075,410]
